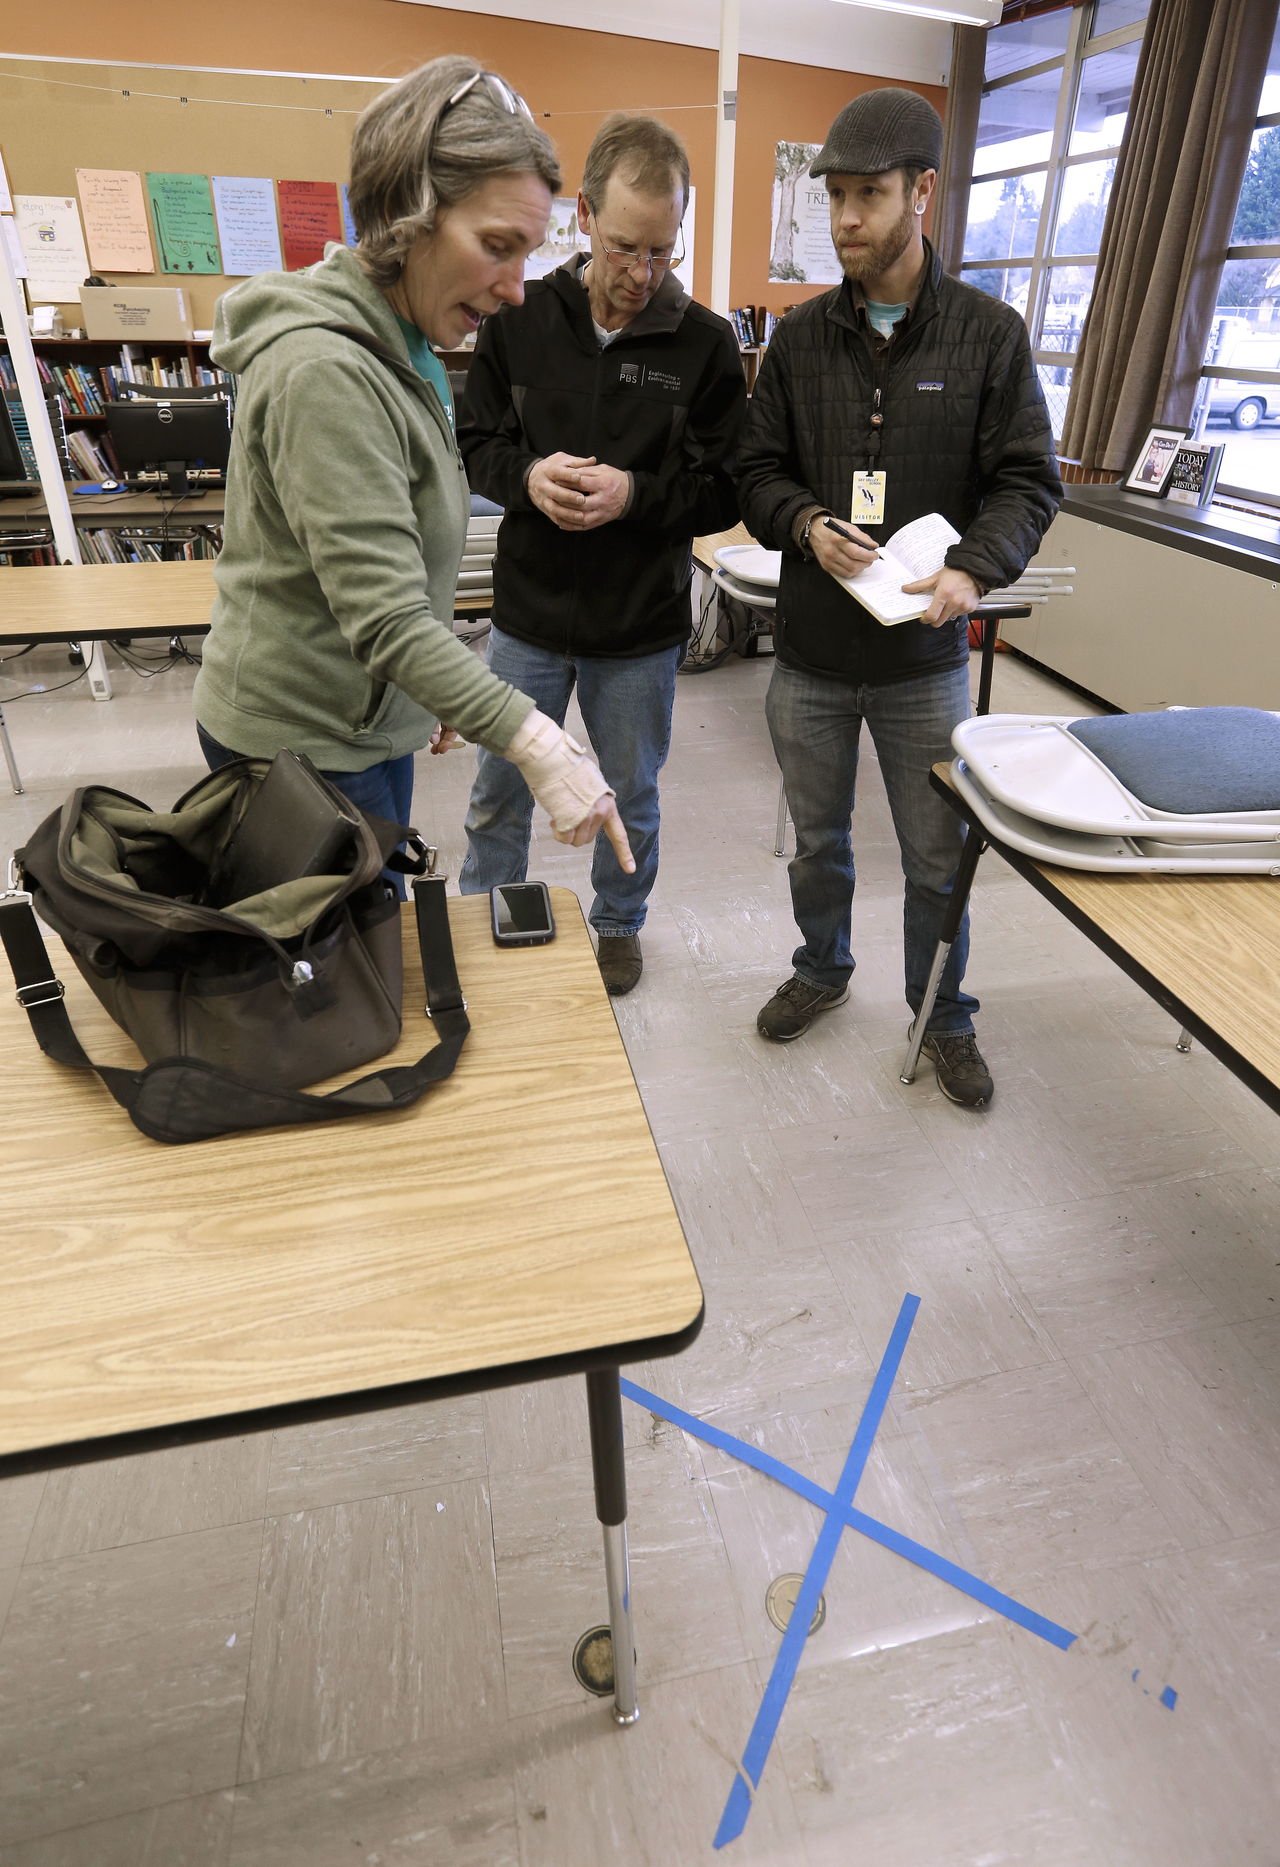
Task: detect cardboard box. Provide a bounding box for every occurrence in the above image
[79,286,193,342]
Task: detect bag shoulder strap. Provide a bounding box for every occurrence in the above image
[0,877,469,1145]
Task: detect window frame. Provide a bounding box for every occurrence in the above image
[1191,99,1280,511]
[960,4,1149,439]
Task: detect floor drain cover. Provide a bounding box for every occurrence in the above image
[572,1625,615,1696]
[765,1573,826,1636]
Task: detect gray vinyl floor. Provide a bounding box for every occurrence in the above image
[1,628,1278,1866]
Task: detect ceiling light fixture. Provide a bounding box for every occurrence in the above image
[830,0,1002,26]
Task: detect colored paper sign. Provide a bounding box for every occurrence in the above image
[75,168,155,273]
[12,194,91,302]
[770,143,840,285]
[212,175,283,276]
[146,172,221,274]
[277,180,341,271]
[340,182,357,248]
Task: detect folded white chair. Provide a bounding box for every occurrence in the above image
[950,707,1280,874]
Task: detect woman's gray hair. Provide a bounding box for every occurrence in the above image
[349,55,561,289]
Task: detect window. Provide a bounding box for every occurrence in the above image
[1190,16,1280,508]
[961,1,1151,443]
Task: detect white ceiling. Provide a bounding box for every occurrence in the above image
[397,0,955,85]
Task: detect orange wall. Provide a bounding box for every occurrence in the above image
[2,2,947,312]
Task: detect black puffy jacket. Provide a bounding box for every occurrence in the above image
[459,258,745,659]
[737,243,1062,687]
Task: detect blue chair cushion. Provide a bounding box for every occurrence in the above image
[1068,708,1280,814]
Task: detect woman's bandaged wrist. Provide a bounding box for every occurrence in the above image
[505,710,615,830]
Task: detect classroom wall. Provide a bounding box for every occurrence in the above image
[0,3,946,323]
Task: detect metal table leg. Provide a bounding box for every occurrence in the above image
[774,772,789,858]
[901,819,987,1084]
[0,706,23,795]
[585,1366,639,1726]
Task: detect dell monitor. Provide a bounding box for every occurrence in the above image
[104,391,232,496]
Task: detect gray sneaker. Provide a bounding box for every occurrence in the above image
[919,1030,994,1108]
[757,974,849,1043]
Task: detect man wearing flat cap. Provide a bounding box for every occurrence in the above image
[737,87,1060,1107]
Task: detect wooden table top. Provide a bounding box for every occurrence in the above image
[0,890,702,1462]
[0,558,218,640]
[934,763,1280,1100]
[0,556,488,637]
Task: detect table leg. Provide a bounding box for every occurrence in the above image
[585,1366,640,1726]
[901,820,987,1084]
[0,706,23,795]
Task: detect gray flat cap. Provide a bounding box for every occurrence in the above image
[810,88,943,179]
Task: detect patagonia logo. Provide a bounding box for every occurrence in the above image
[916,379,945,392]
[618,362,641,385]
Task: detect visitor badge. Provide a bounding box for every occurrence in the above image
[851,472,887,526]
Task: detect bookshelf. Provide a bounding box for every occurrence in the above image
[0,337,232,483]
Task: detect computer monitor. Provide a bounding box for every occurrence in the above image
[104,390,232,496]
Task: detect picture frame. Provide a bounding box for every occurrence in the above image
[1124,425,1190,497]
[1164,439,1225,507]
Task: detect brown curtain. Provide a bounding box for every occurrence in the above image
[933,24,987,276]
[1060,0,1279,475]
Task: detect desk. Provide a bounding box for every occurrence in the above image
[0,889,703,1722]
[0,487,226,533]
[922,763,1280,1114]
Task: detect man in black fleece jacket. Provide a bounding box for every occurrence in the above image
[458,113,745,995]
[737,88,1061,1105]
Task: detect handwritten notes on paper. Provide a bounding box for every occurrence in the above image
[277,180,341,271]
[76,169,155,273]
[146,172,221,274]
[12,195,91,302]
[212,176,283,276]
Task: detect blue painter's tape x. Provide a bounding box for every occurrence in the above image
[620,1292,1078,1850]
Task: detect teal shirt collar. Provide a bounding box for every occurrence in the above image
[395,314,455,431]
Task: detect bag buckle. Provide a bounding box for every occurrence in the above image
[2,856,31,906]
[16,977,65,1009]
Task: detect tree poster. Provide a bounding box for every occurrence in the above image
[770,143,839,286]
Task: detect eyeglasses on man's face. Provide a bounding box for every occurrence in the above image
[588,211,685,278]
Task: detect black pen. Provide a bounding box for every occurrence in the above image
[823,515,880,554]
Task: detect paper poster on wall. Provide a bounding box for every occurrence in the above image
[146,172,221,273]
[12,195,91,302]
[75,169,155,273]
[770,144,839,286]
[523,188,696,293]
[277,180,341,271]
[212,176,283,276]
[340,183,357,248]
[0,151,12,215]
[2,216,28,280]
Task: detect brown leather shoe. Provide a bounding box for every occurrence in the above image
[597,933,642,996]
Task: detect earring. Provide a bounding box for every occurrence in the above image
[915,203,926,215]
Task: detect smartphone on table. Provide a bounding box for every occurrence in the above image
[489,881,556,947]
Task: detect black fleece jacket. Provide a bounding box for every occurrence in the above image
[736,242,1062,687]
[458,257,745,658]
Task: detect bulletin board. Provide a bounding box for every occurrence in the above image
[0,57,387,325]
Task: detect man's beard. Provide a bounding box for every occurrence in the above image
[838,197,915,286]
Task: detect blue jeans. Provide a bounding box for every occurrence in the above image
[458,627,681,937]
[196,723,415,899]
[765,659,979,1034]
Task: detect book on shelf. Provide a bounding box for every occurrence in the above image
[1164,440,1224,507]
[829,511,963,626]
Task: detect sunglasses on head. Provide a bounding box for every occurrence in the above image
[439,69,534,126]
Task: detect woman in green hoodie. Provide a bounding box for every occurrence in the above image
[194,56,633,883]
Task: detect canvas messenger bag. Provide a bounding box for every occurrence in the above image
[0,750,469,1145]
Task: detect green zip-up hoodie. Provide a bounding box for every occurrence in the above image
[193,244,532,770]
